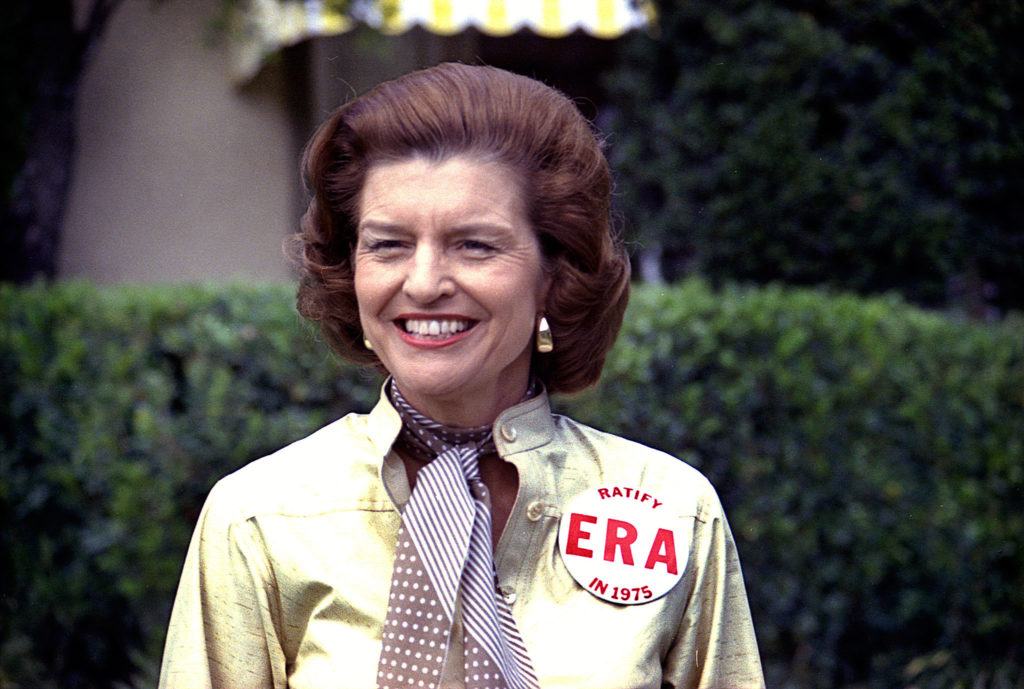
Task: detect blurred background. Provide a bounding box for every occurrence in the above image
[2,1,1022,688]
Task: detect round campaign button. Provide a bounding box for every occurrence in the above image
[557,486,690,605]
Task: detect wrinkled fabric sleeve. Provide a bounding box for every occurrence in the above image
[662,495,765,689]
[158,481,288,689]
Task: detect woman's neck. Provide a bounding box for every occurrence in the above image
[392,376,535,428]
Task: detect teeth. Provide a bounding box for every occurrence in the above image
[403,319,471,337]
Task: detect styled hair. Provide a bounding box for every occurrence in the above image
[295,62,630,394]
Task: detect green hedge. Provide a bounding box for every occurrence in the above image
[605,0,1024,312]
[2,281,1022,689]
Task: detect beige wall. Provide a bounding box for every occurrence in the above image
[61,0,299,283]
[59,0,483,284]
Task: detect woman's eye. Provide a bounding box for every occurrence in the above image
[365,239,406,253]
[460,239,497,254]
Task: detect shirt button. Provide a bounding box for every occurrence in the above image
[501,588,517,605]
[501,424,517,442]
[526,501,544,521]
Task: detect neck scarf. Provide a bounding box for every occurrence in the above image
[377,380,541,689]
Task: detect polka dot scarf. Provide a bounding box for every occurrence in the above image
[377,379,541,689]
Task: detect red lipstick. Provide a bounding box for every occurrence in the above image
[393,314,478,349]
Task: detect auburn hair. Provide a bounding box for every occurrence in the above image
[295,63,630,394]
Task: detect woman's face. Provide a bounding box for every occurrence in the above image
[354,155,549,427]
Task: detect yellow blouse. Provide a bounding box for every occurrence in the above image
[158,387,765,689]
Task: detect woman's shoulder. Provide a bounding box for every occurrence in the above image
[197,410,394,526]
[550,413,724,519]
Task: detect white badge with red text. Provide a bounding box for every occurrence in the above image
[557,486,689,605]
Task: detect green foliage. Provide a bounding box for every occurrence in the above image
[606,0,1024,312]
[0,282,378,689]
[2,281,1022,688]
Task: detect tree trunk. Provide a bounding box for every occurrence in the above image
[1,0,124,283]
[4,81,79,281]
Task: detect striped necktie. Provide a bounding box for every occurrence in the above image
[377,381,540,689]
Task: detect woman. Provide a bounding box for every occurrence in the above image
[159,63,764,689]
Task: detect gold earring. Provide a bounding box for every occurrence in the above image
[536,316,554,353]
[363,338,373,351]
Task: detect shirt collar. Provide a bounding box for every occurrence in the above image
[364,377,556,462]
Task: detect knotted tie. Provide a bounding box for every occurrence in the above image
[377,381,541,689]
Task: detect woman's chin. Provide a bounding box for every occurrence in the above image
[390,370,471,408]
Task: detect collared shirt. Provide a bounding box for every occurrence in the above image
[158,387,765,689]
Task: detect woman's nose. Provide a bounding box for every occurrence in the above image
[402,245,454,303]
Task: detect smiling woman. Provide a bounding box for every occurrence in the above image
[354,157,548,427]
[158,64,765,689]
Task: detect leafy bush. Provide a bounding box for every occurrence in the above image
[0,283,378,688]
[1,281,1021,688]
[606,0,1024,313]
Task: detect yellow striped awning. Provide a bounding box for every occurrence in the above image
[231,0,655,81]
[374,0,653,38]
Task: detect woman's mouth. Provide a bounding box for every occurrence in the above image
[395,318,478,345]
